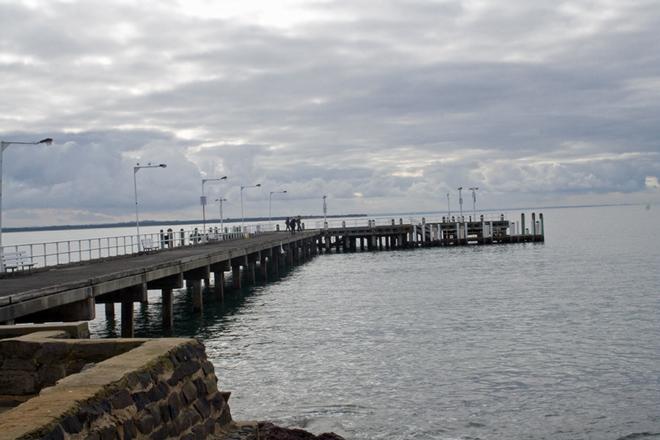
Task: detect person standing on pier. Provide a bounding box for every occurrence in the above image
[286,217,291,233]
[297,216,303,232]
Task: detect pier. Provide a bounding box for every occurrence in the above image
[0,213,544,335]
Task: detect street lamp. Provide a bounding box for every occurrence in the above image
[133,162,167,252]
[469,187,479,220]
[322,195,328,229]
[446,192,451,218]
[0,137,53,272]
[457,187,464,219]
[240,183,261,230]
[269,190,287,230]
[201,176,227,234]
[215,197,228,233]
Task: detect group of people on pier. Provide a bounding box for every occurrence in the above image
[285,216,303,234]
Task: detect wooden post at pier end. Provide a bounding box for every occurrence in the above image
[121,301,134,338]
[105,303,115,320]
[147,272,183,330]
[162,288,173,330]
[190,280,203,313]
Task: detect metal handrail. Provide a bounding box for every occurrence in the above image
[1,224,270,271]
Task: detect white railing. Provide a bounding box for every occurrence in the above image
[313,213,515,230]
[0,224,271,271]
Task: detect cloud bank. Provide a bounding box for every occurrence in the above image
[1,0,659,226]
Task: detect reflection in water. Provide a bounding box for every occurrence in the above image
[89,206,660,440]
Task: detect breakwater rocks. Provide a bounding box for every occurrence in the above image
[0,331,231,439]
[0,327,345,440]
[215,422,345,440]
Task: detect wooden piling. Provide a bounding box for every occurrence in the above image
[162,288,173,330]
[121,301,134,338]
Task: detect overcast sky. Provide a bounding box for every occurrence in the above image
[1,0,659,226]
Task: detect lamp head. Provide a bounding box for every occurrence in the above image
[256,183,261,187]
[221,176,227,180]
[283,190,287,193]
[38,138,53,145]
[159,164,167,168]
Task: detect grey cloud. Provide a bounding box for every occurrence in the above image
[2,0,660,226]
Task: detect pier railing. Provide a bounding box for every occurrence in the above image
[0,225,267,271]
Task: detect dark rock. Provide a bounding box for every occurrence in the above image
[257,422,346,440]
[192,424,207,440]
[167,391,182,420]
[182,380,198,404]
[201,360,215,375]
[132,391,150,411]
[123,420,138,440]
[110,389,134,409]
[148,402,162,425]
[42,424,66,440]
[151,426,169,440]
[159,402,172,423]
[135,413,156,434]
[99,425,119,440]
[61,414,83,434]
[193,397,211,419]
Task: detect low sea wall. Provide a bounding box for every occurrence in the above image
[0,332,232,439]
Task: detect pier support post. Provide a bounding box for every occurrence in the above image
[105,303,115,320]
[162,288,173,330]
[191,280,203,313]
[271,247,280,278]
[248,259,257,285]
[521,213,526,241]
[121,301,134,338]
[260,254,268,282]
[232,264,242,289]
[214,271,225,300]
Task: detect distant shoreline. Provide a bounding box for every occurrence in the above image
[4,214,368,233]
[3,202,648,233]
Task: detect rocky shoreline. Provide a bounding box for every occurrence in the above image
[214,421,345,440]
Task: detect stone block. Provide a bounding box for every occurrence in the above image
[182,380,198,404]
[167,392,182,420]
[42,424,66,440]
[39,364,67,388]
[0,370,36,394]
[61,414,83,434]
[193,397,211,419]
[136,413,156,434]
[123,420,138,440]
[99,425,119,440]
[159,402,172,423]
[2,357,37,371]
[201,360,215,375]
[110,389,134,410]
[131,391,150,411]
[192,423,208,440]
[147,402,162,425]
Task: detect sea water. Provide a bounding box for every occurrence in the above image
[84,205,660,439]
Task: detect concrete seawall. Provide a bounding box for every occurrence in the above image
[0,331,231,439]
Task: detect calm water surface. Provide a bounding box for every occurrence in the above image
[89,205,660,440]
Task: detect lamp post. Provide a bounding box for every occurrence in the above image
[322,195,328,229]
[457,187,463,219]
[469,187,479,220]
[0,137,53,272]
[201,176,227,234]
[133,162,167,252]
[240,183,261,230]
[269,190,287,230]
[215,197,227,232]
[446,192,451,218]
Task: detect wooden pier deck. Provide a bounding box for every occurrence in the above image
[0,231,320,335]
[0,212,545,336]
